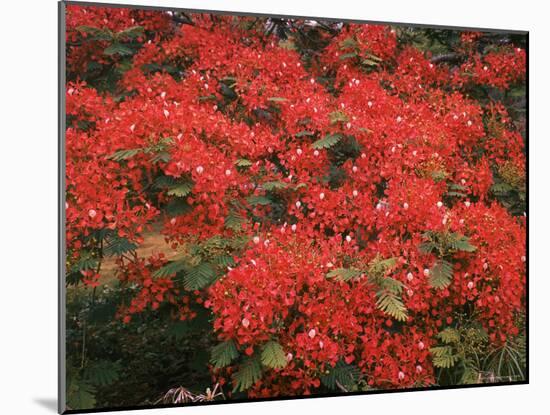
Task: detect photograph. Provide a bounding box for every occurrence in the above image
[61,1,527,412]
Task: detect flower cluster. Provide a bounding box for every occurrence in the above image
[455,45,526,89]
[207,234,435,394]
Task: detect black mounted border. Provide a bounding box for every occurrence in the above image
[58,1,529,413]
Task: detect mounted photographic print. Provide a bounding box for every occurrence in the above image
[59,1,528,413]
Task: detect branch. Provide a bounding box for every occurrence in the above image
[430,53,464,64]
[172,13,194,26]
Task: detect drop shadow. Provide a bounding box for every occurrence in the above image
[34,398,58,413]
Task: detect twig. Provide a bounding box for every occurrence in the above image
[335,380,349,393]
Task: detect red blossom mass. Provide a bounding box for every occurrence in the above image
[65,5,527,399]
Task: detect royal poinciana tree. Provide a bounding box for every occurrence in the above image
[65,4,526,408]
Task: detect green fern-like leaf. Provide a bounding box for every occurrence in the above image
[235,158,253,167]
[71,256,99,273]
[225,209,245,231]
[375,289,408,321]
[326,267,363,282]
[362,58,381,67]
[429,259,453,289]
[232,357,262,392]
[104,43,134,56]
[149,151,171,163]
[166,182,193,197]
[321,361,361,391]
[430,346,459,368]
[312,133,342,150]
[154,175,177,189]
[367,256,398,281]
[491,182,513,194]
[418,241,437,254]
[446,191,467,198]
[261,341,287,369]
[262,181,288,191]
[106,148,142,161]
[448,233,476,252]
[448,183,467,191]
[214,254,236,268]
[267,97,288,102]
[103,236,137,257]
[339,52,359,61]
[437,327,461,344]
[183,262,215,290]
[465,326,489,343]
[246,195,272,206]
[419,231,476,255]
[116,26,144,40]
[339,37,358,49]
[152,259,187,279]
[84,361,121,386]
[446,183,467,197]
[329,111,349,124]
[194,235,235,254]
[76,26,112,41]
[460,365,480,384]
[210,340,239,369]
[67,378,97,410]
[378,276,404,293]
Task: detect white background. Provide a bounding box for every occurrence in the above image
[0,0,546,413]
